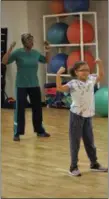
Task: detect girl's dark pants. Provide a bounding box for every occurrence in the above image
[69,112,97,169]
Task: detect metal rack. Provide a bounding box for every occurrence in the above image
[43,12,99,84]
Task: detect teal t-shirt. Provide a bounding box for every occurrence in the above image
[8,48,46,87]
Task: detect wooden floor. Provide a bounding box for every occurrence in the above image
[1,108,108,198]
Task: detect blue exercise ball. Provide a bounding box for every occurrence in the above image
[49,53,68,73]
[47,22,68,44]
[95,87,108,117]
[64,0,89,13]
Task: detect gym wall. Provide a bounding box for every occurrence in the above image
[27,1,49,101]
[1,0,108,101]
[1,1,29,98]
[1,1,49,101]
[90,0,108,86]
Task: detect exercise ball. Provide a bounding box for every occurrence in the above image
[64,0,89,12]
[95,87,108,117]
[49,0,64,14]
[67,20,94,43]
[67,50,95,72]
[49,53,68,73]
[47,22,68,44]
[63,95,72,108]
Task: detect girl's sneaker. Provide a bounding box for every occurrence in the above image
[90,162,108,172]
[69,167,81,176]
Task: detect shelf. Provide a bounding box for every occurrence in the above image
[84,43,96,46]
[49,43,96,48]
[43,12,96,19]
[43,11,99,85]
[47,73,70,77]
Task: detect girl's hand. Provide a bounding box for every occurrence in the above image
[95,59,102,65]
[95,59,104,83]
[57,67,66,75]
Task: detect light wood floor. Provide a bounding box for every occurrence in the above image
[1,108,108,198]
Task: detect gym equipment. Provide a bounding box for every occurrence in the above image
[44,82,67,88]
[67,20,94,43]
[95,87,108,117]
[45,88,57,95]
[47,22,68,44]
[67,50,95,73]
[49,0,64,14]
[64,0,89,13]
[44,83,71,109]
[49,53,68,73]
[62,94,72,108]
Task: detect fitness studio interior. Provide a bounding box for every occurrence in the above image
[1,0,108,198]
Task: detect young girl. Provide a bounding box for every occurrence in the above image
[56,59,108,176]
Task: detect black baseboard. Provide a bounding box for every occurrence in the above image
[1,101,47,109]
[42,102,46,107]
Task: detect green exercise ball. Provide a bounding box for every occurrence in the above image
[95,87,108,117]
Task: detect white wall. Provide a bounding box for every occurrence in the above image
[1,0,49,101]
[1,1,28,98]
[1,0,108,100]
[27,1,49,101]
[90,0,108,86]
